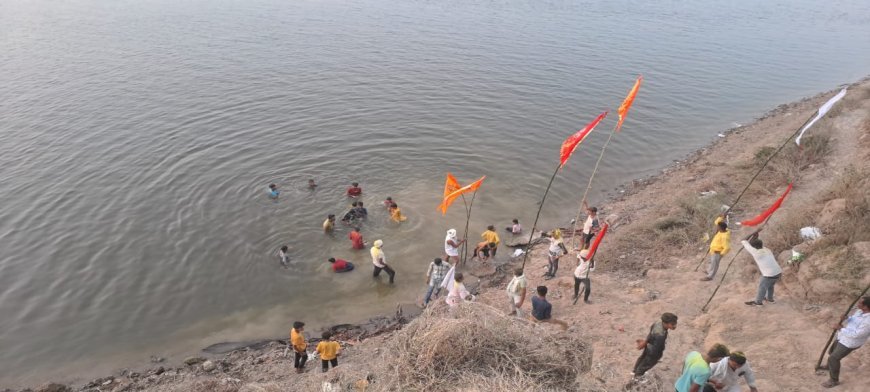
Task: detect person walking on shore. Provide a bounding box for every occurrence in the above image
[349,227,365,250]
[323,214,336,233]
[315,331,341,373]
[506,268,527,317]
[741,229,782,306]
[544,229,568,279]
[706,352,758,392]
[444,229,464,265]
[423,258,450,307]
[820,296,870,388]
[632,313,678,379]
[290,321,308,374]
[572,249,593,304]
[370,239,395,284]
[675,344,730,392]
[481,225,500,258]
[702,215,730,281]
[581,201,600,249]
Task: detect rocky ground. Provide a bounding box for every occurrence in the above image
[12,78,870,392]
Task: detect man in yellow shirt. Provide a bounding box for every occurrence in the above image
[481,225,501,258]
[702,215,731,281]
[315,331,341,372]
[290,321,308,373]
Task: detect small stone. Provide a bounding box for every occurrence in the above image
[618,255,626,260]
[151,366,165,375]
[150,355,165,363]
[202,360,216,372]
[183,356,206,366]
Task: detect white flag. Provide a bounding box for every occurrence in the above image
[795,88,847,146]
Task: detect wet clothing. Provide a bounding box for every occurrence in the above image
[331,259,353,272]
[349,231,365,249]
[346,186,362,197]
[323,218,335,232]
[481,230,500,256]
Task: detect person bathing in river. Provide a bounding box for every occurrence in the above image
[341,202,360,225]
[389,202,407,222]
[268,183,280,198]
[349,227,366,250]
[278,245,291,266]
[323,214,336,233]
[444,229,464,265]
[308,179,317,189]
[383,196,394,208]
[505,218,522,234]
[346,182,362,198]
[328,257,354,273]
[353,201,368,219]
[481,225,500,258]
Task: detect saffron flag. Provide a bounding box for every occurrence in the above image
[439,175,486,215]
[443,173,461,200]
[586,222,609,260]
[559,111,608,168]
[740,184,793,226]
[616,76,643,131]
[795,88,847,146]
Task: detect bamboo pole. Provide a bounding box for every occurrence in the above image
[815,283,870,370]
[461,190,479,266]
[570,123,618,250]
[521,164,561,270]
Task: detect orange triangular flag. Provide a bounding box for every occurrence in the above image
[616,76,642,131]
[443,173,461,200]
[560,112,607,168]
[439,176,486,215]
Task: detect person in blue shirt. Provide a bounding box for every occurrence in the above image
[675,344,730,392]
[530,286,567,330]
[268,183,280,198]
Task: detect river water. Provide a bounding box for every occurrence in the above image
[1,0,868,386]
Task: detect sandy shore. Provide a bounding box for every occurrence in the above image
[13,77,870,392]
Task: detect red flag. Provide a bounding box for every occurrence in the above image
[740,184,793,226]
[586,223,609,259]
[560,112,608,168]
[439,176,486,215]
[617,76,643,131]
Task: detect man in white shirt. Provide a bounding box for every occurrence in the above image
[821,296,870,388]
[705,352,758,392]
[505,268,527,317]
[573,249,594,304]
[741,230,783,306]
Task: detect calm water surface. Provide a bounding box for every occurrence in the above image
[1,0,869,386]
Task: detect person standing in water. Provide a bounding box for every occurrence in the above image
[349,227,366,250]
[389,202,407,223]
[370,239,395,284]
[278,245,290,266]
[347,182,362,198]
[308,179,317,189]
[323,214,336,233]
[268,183,280,198]
[505,219,522,234]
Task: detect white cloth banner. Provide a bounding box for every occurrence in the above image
[795,88,847,146]
[440,265,456,291]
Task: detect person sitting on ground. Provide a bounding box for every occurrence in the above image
[444,229,464,264]
[505,218,522,234]
[268,183,280,198]
[820,296,870,388]
[506,268,527,317]
[290,321,308,374]
[342,202,360,224]
[308,179,317,189]
[383,196,394,208]
[742,229,782,306]
[278,245,291,266]
[370,239,395,284]
[446,272,473,307]
[581,201,600,249]
[572,249,593,304]
[323,214,336,233]
[706,351,757,392]
[346,182,362,197]
[353,201,368,219]
[530,285,568,330]
[472,241,497,261]
[632,313,678,379]
[481,225,501,258]
[423,257,450,307]
[315,331,341,373]
[544,229,568,279]
[389,202,407,222]
[328,257,354,273]
[675,344,730,392]
[702,214,731,281]
[349,227,366,250]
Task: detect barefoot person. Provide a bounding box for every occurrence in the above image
[581,201,600,249]
[675,344,730,392]
[530,285,568,330]
[370,239,395,284]
[423,258,450,307]
[572,249,593,304]
[472,241,496,262]
[633,313,678,379]
[506,268,527,317]
[820,296,870,388]
[444,229,464,265]
[505,218,522,234]
[707,352,758,392]
[349,227,366,250]
[741,229,782,306]
[290,321,308,373]
[481,225,500,258]
[328,257,354,273]
[346,182,362,197]
[702,214,731,281]
[315,331,341,373]
[544,229,568,279]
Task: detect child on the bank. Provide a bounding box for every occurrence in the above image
[315,331,341,372]
[290,321,307,373]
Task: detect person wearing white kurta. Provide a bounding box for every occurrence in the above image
[706,353,757,392]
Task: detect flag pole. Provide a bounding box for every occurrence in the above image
[692,113,816,272]
[521,164,561,270]
[815,283,870,370]
[461,190,479,266]
[570,123,618,250]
